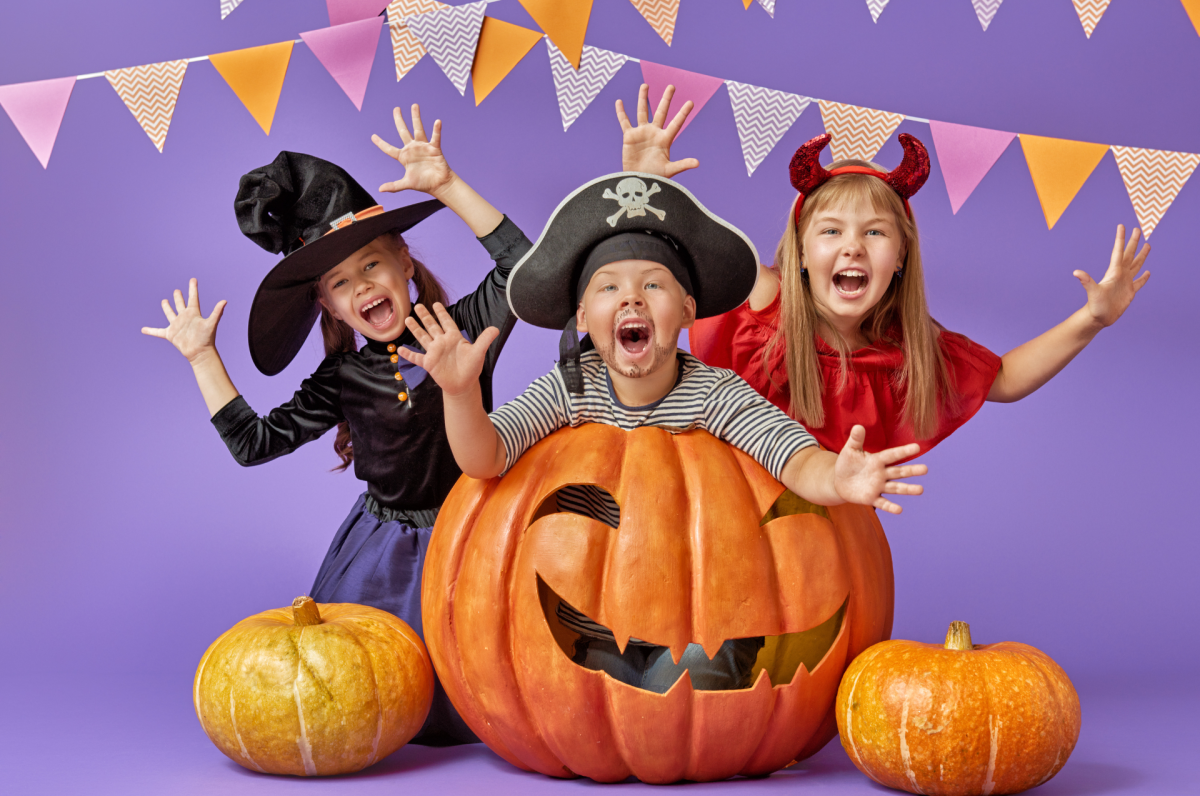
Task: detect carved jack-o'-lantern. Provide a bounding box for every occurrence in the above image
[423,424,895,783]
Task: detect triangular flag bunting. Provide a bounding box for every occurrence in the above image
[405,1,487,96]
[1072,0,1111,38]
[972,0,1003,31]
[757,0,776,17]
[640,61,724,138]
[1019,134,1109,229]
[105,60,188,153]
[520,0,592,69]
[866,0,890,23]
[327,0,389,26]
[0,76,76,168]
[818,100,904,162]
[928,120,1015,214]
[548,39,627,131]
[629,0,678,45]
[220,0,245,20]
[472,17,542,105]
[386,0,446,81]
[300,16,384,110]
[1182,0,1200,37]
[726,81,810,176]
[1110,146,1200,237]
[209,41,293,135]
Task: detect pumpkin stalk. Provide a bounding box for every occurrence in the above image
[944,621,973,651]
[293,596,323,626]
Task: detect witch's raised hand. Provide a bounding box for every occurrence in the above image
[1076,224,1151,329]
[141,278,227,364]
[398,303,499,397]
[373,104,454,195]
[833,425,926,515]
[616,83,699,178]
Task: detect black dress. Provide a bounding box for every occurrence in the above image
[211,216,530,745]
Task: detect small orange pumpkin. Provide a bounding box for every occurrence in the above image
[423,425,895,783]
[194,597,433,776]
[836,621,1081,796]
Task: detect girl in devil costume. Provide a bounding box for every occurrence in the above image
[618,85,1151,456]
[142,107,528,745]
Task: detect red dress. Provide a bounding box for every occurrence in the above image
[690,291,1002,460]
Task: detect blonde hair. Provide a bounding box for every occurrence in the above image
[316,230,447,471]
[763,162,953,440]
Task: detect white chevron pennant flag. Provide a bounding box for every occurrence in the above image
[972,0,1003,31]
[404,0,486,95]
[726,81,811,176]
[629,0,678,45]
[756,0,775,17]
[866,0,891,23]
[105,60,188,153]
[220,0,245,19]
[386,0,447,80]
[818,100,905,162]
[1073,0,1111,38]
[548,40,628,132]
[1110,146,1200,238]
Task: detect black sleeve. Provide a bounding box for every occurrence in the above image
[210,355,345,466]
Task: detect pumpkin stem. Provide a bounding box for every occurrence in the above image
[944,621,974,651]
[293,596,323,626]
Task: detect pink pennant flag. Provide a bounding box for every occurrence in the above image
[818,99,904,162]
[928,120,1015,214]
[0,76,76,168]
[328,0,390,25]
[1110,145,1200,237]
[301,16,385,110]
[640,61,725,137]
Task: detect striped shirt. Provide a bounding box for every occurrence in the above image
[490,350,817,644]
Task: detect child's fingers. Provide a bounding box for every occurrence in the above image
[208,299,227,324]
[1133,271,1151,292]
[412,303,444,337]
[1073,270,1097,292]
[1131,242,1151,272]
[411,104,426,142]
[473,326,501,351]
[161,299,177,323]
[885,463,927,479]
[371,133,403,159]
[1124,227,1142,260]
[188,278,199,307]
[403,315,435,347]
[173,289,187,314]
[395,346,424,367]
[615,98,632,131]
[636,83,650,125]
[652,84,675,128]
[141,326,167,338]
[392,106,414,145]
[883,482,923,495]
[663,100,693,140]
[875,441,920,464]
[665,157,700,178]
[874,497,903,515]
[429,119,442,150]
[431,302,462,336]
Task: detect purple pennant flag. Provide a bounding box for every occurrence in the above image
[0,76,76,168]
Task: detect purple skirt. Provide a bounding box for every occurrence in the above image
[310,492,478,746]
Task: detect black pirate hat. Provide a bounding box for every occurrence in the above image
[235,151,444,376]
[508,172,758,390]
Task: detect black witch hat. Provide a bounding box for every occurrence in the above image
[235,151,444,376]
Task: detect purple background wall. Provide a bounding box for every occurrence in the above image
[1,1,1197,792]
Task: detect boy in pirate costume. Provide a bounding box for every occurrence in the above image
[398,173,927,692]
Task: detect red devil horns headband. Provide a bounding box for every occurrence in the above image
[788,132,931,224]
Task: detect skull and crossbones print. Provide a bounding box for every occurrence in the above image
[602,178,666,227]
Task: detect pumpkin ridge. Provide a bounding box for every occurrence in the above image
[292,626,319,775]
[337,620,386,765]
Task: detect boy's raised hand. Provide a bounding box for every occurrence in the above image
[1076,224,1151,329]
[833,426,926,515]
[399,303,499,397]
[141,278,227,364]
[616,83,699,178]
[373,104,453,196]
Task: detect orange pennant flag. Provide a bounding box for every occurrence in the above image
[1018,134,1109,229]
[519,0,591,69]
[209,41,294,134]
[472,17,542,105]
[1182,0,1200,37]
[629,0,678,45]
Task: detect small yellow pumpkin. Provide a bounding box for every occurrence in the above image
[836,621,1080,795]
[194,597,433,776]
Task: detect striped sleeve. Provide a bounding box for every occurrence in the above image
[700,370,817,480]
[489,369,571,473]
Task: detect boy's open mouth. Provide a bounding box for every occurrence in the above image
[832,269,870,298]
[616,317,653,357]
[360,296,395,329]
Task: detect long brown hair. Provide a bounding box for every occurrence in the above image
[317,229,448,471]
[763,163,953,440]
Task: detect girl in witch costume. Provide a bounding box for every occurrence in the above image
[618,85,1152,458]
[142,107,529,745]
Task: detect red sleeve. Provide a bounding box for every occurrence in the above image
[690,291,792,414]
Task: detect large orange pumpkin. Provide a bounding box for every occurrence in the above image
[194,597,434,776]
[836,621,1081,795]
[423,424,894,783]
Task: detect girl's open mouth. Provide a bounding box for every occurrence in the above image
[832,269,870,298]
[617,318,653,357]
[360,296,395,329]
